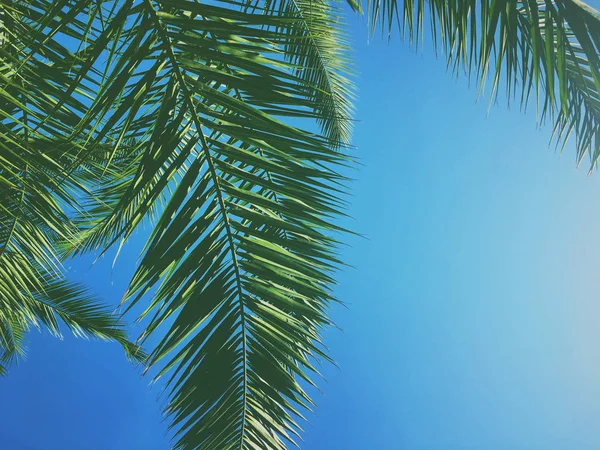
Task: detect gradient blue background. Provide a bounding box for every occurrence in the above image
[3,9,600,450]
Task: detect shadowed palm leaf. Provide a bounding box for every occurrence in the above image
[1,0,353,448]
[1,0,600,449]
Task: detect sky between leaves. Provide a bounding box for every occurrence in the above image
[2,4,600,450]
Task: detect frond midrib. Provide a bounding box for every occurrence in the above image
[144,1,250,447]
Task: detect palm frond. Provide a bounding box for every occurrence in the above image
[30,277,145,362]
[259,0,356,146]
[0,314,26,375]
[367,0,600,170]
[5,0,600,448]
[0,152,146,370]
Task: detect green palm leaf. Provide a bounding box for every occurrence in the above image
[0,134,146,370]
[2,0,600,449]
[368,0,600,169]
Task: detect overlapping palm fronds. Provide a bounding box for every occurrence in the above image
[0,0,145,371]
[1,0,354,448]
[1,0,600,449]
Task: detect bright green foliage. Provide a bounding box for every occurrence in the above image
[0,0,599,449]
[0,133,146,371]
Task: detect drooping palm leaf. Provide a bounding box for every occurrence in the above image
[102,3,352,448]
[3,0,600,449]
[0,134,146,369]
[259,0,356,146]
[368,0,600,169]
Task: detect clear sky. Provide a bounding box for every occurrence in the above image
[3,7,600,450]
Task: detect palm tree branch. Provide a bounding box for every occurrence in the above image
[143,2,251,445]
[364,0,600,168]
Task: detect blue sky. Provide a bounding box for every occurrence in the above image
[3,8,600,450]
